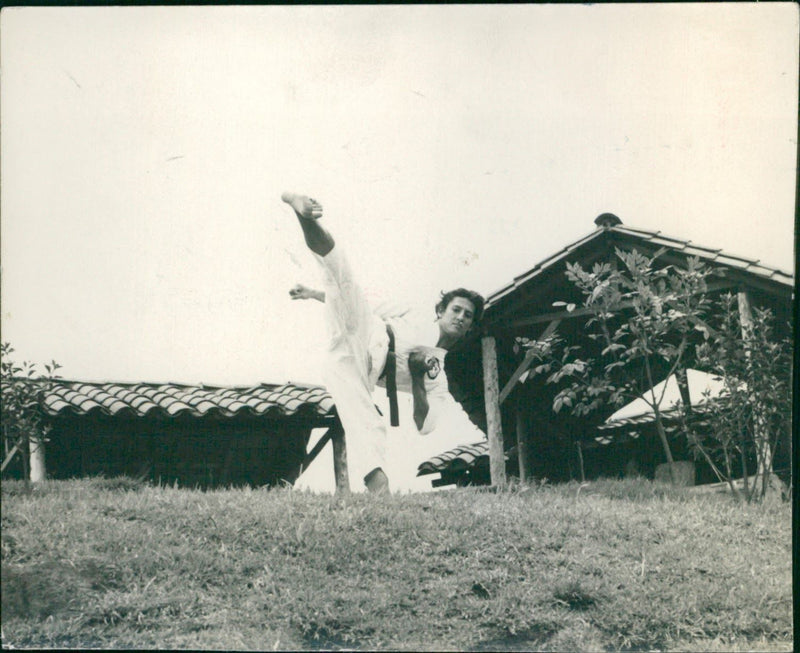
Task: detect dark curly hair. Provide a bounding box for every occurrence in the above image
[435,288,485,323]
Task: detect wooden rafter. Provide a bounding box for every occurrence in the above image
[508,305,629,329]
[300,424,336,472]
[499,319,561,405]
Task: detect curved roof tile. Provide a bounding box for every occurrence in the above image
[417,441,491,476]
[40,380,336,421]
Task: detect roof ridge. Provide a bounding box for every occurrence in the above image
[612,224,792,276]
[486,219,794,305]
[45,378,327,391]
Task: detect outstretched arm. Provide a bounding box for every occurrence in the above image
[289,284,325,303]
[408,349,434,432]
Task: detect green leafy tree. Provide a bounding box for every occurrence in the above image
[1,342,61,482]
[682,294,791,501]
[524,248,714,483]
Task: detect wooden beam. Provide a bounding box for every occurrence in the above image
[498,350,536,405]
[686,313,719,339]
[508,304,619,329]
[481,336,506,488]
[499,319,561,404]
[705,280,739,293]
[330,418,350,495]
[0,443,21,473]
[300,424,335,472]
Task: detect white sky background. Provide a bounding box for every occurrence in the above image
[1,4,797,492]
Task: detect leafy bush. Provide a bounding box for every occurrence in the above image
[1,342,61,481]
[682,294,792,502]
[524,248,715,482]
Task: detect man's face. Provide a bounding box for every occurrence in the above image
[437,296,476,340]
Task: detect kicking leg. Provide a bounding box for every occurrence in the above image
[284,191,388,491]
[282,191,334,256]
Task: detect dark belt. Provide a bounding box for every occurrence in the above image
[378,324,399,427]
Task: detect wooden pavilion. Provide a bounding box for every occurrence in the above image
[5,380,349,489]
[421,214,794,487]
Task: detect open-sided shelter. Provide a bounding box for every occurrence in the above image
[6,380,344,488]
[419,214,794,488]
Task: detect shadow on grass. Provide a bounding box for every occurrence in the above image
[1,562,95,621]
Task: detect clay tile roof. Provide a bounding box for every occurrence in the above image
[41,380,336,421]
[417,440,491,476]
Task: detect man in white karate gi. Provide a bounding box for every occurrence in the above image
[282,192,485,493]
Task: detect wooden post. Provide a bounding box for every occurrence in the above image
[516,406,529,483]
[330,418,350,494]
[0,443,21,474]
[482,336,506,488]
[737,290,754,337]
[29,435,46,483]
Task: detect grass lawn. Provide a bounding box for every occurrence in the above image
[1,477,792,651]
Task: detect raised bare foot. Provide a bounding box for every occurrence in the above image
[281,192,323,220]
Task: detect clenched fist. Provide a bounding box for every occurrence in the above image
[408,348,441,379]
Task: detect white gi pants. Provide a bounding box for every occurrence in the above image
[314,245,390,490]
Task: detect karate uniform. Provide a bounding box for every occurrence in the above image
[314,245,460,489]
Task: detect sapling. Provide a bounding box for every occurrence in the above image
[523,248,714,484]
[1,342,61,482]
[681,294,791,501]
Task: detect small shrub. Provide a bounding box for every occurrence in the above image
[683,294,792,502]
[524,249,715,483]
[1,342,61,482]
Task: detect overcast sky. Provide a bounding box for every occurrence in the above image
[1,4,797,491]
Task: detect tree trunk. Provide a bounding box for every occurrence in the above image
[576,441,585,483]
[652,407,677,484]
[644,356,676,484]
